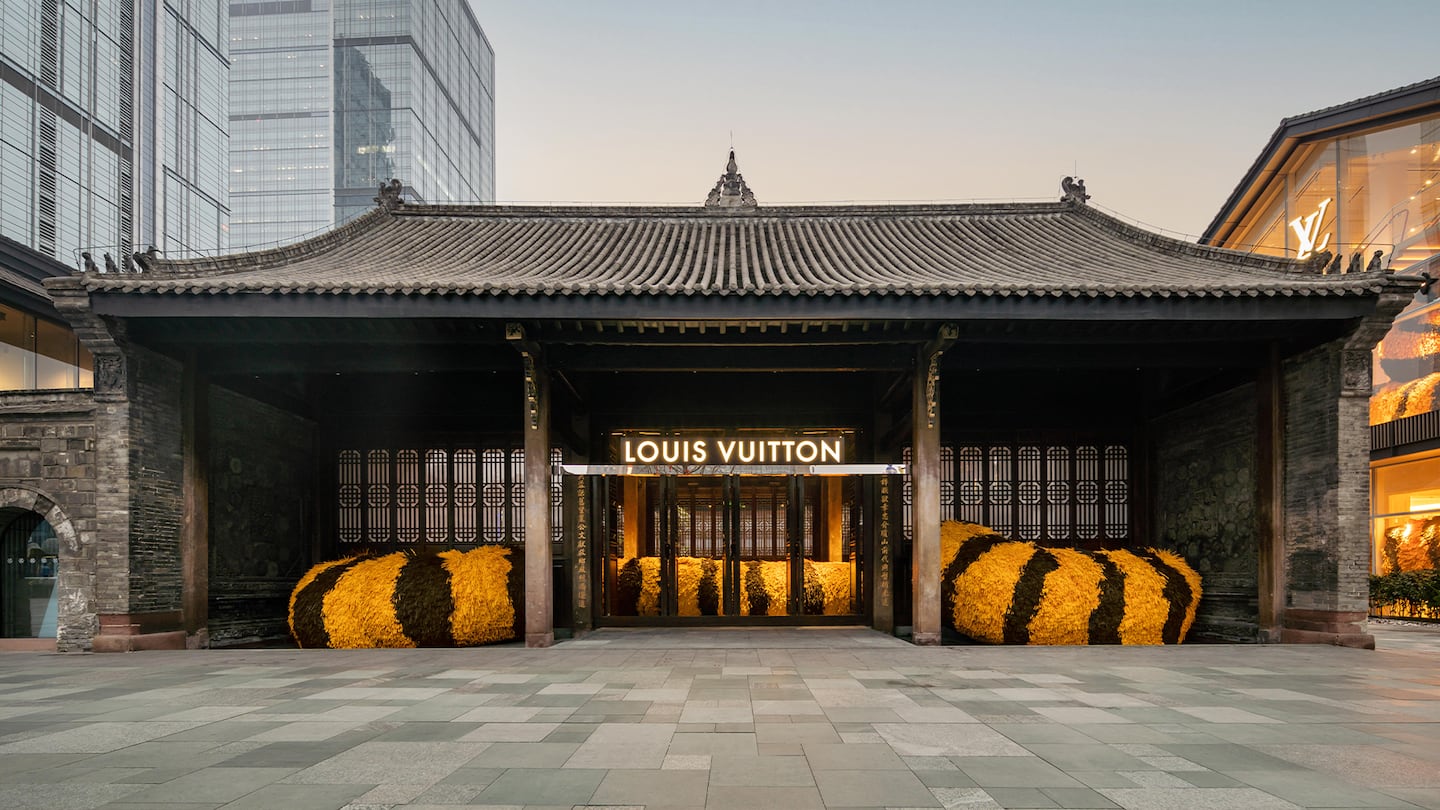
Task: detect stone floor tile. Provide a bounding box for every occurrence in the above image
[472,767,605,805]
[433,766,506,786]
[112,767,293,804]
[1040,786,1121,808]
[591,768,708,805]
[456,721,558,742]
[705,784,825,809]
[804,741,908,770]
[954,756,1082,788]
[1228,769,1428,807]
[565,722,675,769]
[815,769,940,807]
[929,786,1003,809]
[984,786,1060,807]
[666,731,758,756]
[469,741,578,768]
[1249,744,1440,788]
[917,769,979,788]
[212,783,371,810]
[874,723,1031,757]
[0,783,143,810]
[1172,707,1282,724]
[1096,786,1303,809]
[282,741,489,785]
[662,753,710,769]
[1022,743,1153,771]
[709,753,814,786]
[753,722,841,744]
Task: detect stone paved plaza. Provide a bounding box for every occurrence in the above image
[1,628,1439,810]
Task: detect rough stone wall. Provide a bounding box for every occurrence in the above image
[1283,339,1369,615]
[207,385,314,645]
[125,347,184,615]
[1150,383,1259,641]
[0,391,98,650]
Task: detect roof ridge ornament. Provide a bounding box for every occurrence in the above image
[375,178,405,211]
[1060,176,1090,205]
[704,150,758,209]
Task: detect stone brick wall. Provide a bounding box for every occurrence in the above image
[1283,339,1369,616]
[1149,383,1259,641]
[207,385,314,646]
[0,390,98,650]
[125,347,184,615]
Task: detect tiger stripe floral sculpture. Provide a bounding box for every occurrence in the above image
[941,521,1201,645]
[288,546,524,648]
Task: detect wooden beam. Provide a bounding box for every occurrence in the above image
[1256,342,1285,643]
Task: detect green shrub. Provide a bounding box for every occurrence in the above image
[1369,570,1440,617]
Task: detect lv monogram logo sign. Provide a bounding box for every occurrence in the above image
[1289,197,1332,261]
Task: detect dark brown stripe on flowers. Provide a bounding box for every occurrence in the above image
[393,552,457,647]
[1004,548,1060,644]
[292,558,365,648]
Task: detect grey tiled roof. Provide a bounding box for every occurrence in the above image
[77,201,1399,299]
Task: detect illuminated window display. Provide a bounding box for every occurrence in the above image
[1371,454,1440,618]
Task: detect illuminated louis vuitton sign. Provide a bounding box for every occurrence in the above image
[621,437,844,464]
[1289,197,1332,261]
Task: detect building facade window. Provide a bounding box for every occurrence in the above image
[0,304,93,391]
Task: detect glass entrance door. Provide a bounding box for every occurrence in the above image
[599,475,861,620]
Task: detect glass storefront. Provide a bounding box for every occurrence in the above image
[1371,453,1440,619]
[0,303,93,391]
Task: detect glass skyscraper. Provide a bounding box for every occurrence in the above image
[1,1,229,264]
[230,0,494,249]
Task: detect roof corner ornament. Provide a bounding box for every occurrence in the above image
[1307,249,1333,273]
[1367,250,1387,273]
[374,178,405,211]
[1347,252,1363,274]
[80,252,97,273]
[704,150,758,209]
[131,246,158,273]
[1060,176,1090,205]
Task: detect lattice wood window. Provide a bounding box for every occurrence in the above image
[902,443,1129,544]
[337,447,563,546]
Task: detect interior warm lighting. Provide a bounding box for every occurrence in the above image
[1409,496,1440,512]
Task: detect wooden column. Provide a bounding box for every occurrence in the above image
[508,324,555,649]
[523,352,553,647]
[180,353,209,648]
[1255,343,1284,643]
[910,348,942,645]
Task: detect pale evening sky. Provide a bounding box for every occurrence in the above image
[471,1,1440,238]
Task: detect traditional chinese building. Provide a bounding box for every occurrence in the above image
[30,155,1417,650]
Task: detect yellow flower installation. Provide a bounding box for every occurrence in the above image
[941,521,1202,645]
[288,546,523,648]
[1026,547,1104,645]
[812,562,854,615]
[1101,549,1170,646]
[1371,372,1440,424]
[323,552,413,649]
[442,546,517,646]
[615,556,854,616]
[950,541,1031,643]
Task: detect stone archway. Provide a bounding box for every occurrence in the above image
[0,488,88,651]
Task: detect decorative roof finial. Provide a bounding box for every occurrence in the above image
[374,178,405,211]
[705,150,757,209]
[1060,176,1090,205]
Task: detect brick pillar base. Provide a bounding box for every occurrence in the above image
[1280,609,1374,649]
[91,612,187,652]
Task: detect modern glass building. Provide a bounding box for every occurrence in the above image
[229,0,495,249]
[135,2,232,258]
[1203,75,1440,619]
